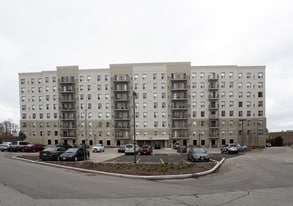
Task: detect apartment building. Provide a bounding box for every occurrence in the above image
[18,62,267,148]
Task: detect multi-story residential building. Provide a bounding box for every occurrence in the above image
[18,62,267,148]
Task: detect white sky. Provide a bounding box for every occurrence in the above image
[0,0,293,132]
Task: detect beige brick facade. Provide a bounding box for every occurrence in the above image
[19,62,267,148]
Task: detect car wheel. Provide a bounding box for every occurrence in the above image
[93,149,97,153]
[74,156,78,161]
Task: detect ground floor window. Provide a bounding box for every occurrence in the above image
[107,140,111,146]
[230,139,234,144]
[48,139,51,145]
[222,139,226,145]
[193,139,197,146]
[201,139,205,146]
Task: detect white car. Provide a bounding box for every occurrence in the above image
[0,142,12,152]
[92,144,105,152]
[221,144,239,154]
[125,144,140,155]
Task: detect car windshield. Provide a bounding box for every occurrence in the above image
[95,144,102,147]
[66,148,79,153]
[44,148,57,152]
[192,148,205,153]
[126,144,133,148]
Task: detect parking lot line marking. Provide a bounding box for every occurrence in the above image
[137,158,141,163]
[160,158,165,164]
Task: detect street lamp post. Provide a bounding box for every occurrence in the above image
[240,119,246,146]
[133,91,137,164]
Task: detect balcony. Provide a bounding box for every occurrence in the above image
[59,76,76,83]
[171,73,187,81]
[208,84,219,90]
[113,75,130,82]
[209,114,219,119]
[208,74,219,81]
[208,94,219,100]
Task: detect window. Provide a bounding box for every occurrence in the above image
[258,92,263,97]
[162,102,166,109]
[134,74,138,80]
[162,92,166,99]
[153,73,157,80]
[21,79,25,84]
[154,102,158,109]
[192,102,197,108]
[239,101,243,107]
[143,93,147,99]
[87,75,91,81]
[258,110,263,116]
[161,83,166,89]
[258,101,263,107]
[200,72,205,79]
[87,85,91,91]
[229,72,233,78]
[200,82,205,88]
[192,111,197,117]
[238,73,243,79]
[201,111,205,117]
[229,111,234,117]
[153,83,157,89]
[247,72,251,79]
[192,92,196,98]
[229,82,233,88]
[142,74,147,80]
[80,76,84,82]
[221,111,226,117]
[105,75,108,81]
[192,72,196,79]
[246,82,251,89]
[239,111,243,117]
[161,73,165,80]
[258,72,263,79]
[97,75,101,81]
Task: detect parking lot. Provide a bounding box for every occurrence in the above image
[89,147,243,163]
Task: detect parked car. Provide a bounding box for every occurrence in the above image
[140,144,153,155]
[177,145,187,153]
[174,142,180,149]
[188,147,210,162]
[55,142,72,150]
[24,144,45,152]
[59,147,89,161]
[125,144,140,155]
[266,143,272,147]
[0,142,12,152]
[39,147,66,161]
[236,144,247,151]
[9,141,30,152]
[221,144,239,154]
[118,144,126,153]
[92,144,105,152]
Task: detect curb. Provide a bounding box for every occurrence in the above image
[12,156,225,180]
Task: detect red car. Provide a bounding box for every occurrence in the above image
[140,145,153,155]
[24,144,45,152]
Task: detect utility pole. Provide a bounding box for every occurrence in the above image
[240,119,246,146]
[133,91,137,164]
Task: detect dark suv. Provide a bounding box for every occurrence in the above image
[9,141,30,152]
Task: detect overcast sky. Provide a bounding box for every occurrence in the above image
[0,0,292,132]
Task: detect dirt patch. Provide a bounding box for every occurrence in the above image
[18,155,218,176]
